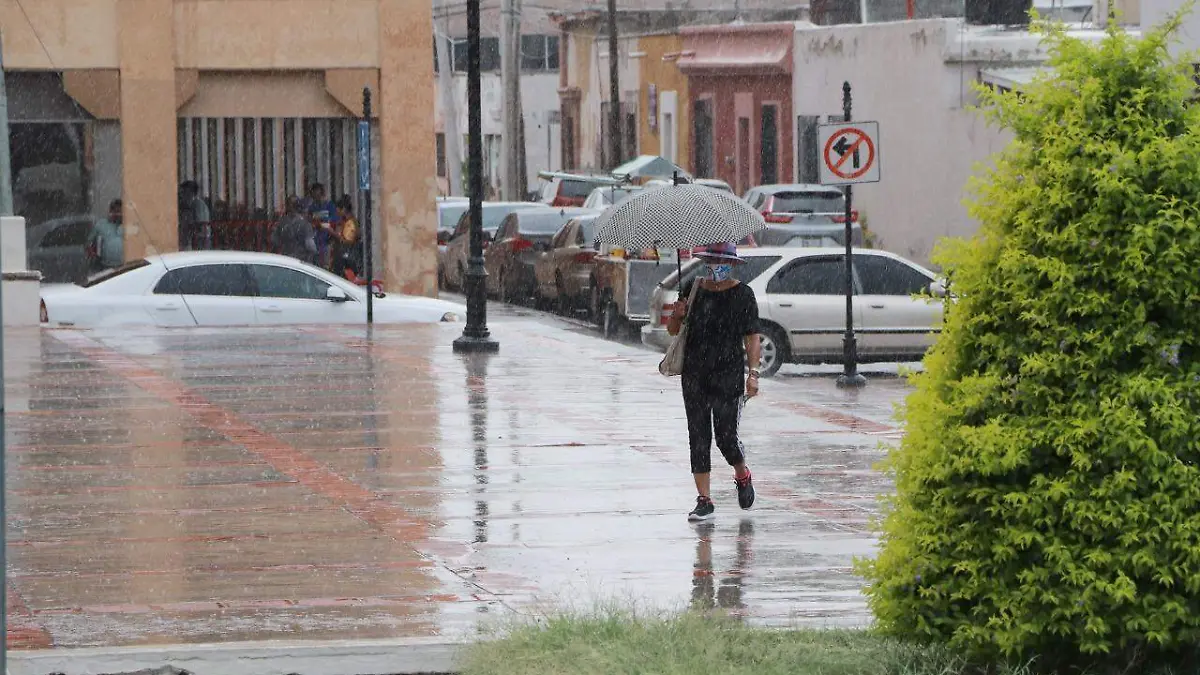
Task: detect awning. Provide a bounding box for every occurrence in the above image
[676,22,794,75]
[979,66,1048,92]
[610,155,691,182]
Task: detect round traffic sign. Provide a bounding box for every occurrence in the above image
[822,127,876,181]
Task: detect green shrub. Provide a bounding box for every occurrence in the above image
[859,11,1200,670]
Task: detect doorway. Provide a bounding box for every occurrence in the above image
[736,117,751,195]
[760,104,779,185]
[693,98,714,178]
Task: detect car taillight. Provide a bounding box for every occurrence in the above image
[830,210,860,224]
[574,251,596,263]
[512,238,533,252]
[764,213,792,224]
[39,300,48,324]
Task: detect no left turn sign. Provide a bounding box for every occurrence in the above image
[818,121,880,186]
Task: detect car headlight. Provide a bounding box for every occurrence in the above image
[441,311,461,322]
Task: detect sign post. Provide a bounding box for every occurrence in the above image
[818,81,880,389]
[359,89,374,325]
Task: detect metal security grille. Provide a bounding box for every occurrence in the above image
[176,117,362,220]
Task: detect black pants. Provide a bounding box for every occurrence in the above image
[682,375,746,474]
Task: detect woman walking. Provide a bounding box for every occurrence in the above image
[667,242,761,521]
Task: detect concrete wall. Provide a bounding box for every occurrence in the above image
[636,34,689,167]
[433,72,562,192]
[794,19,1013,266]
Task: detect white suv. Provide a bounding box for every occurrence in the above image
[641,247,945,376]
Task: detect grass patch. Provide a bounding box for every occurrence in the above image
[460,608,1004,675]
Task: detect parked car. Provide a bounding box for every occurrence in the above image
[437,198,470,286]
[755,213,864,247]
[534,213,601,313]
[641,247,945,376]
[538,171,622,207]
[784,234,841,247]
[27,214,98,283]
[40,251,464,328]
[743,184,847,219]
[442,201,552,291]
[485,207,596,303]
[582,186,644,211]
[696,178,734,193]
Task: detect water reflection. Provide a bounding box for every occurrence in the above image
[466,354,490,545]
[691,520,754,613]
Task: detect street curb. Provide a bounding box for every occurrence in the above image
[8,637,467,675]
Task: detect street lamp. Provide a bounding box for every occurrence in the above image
[452,0,499,354]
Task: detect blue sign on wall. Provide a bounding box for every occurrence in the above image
[357,121,370,191]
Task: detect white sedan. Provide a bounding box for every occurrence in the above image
[40,251,465,328]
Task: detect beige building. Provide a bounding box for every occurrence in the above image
[2,0,439,296]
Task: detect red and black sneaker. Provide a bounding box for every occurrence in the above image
[735,471,755,510]
[688,496,715,522]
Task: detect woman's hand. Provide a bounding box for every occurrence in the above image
[746,374,759,398]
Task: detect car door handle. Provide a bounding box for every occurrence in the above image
[260,304,282,313]
[155,303,179,311]
[869,303,885,309]
[777,303,793,308]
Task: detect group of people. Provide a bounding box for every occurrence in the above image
[270,183,364,281]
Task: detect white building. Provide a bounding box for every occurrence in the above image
[793,18,1123,266]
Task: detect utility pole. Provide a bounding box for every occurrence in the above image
[607,0,622,170]
[500,0,522,200]
[436,6,464,196]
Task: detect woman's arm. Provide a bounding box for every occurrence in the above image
[667,299,687,336]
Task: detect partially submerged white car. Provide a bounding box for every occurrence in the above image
[40,251,465,328]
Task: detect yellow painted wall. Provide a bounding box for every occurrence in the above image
[635,34,688,169]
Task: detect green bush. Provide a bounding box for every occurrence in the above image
[859,12,1200,670]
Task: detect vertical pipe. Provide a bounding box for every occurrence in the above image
[607,0,621,170]
[362,88,374,325]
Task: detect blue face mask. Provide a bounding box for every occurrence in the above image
[702,263,733,282]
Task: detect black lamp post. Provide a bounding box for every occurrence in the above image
[453,0,499,354]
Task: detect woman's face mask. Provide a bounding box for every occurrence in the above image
[702,262,733,282]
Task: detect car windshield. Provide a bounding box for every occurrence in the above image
[771,191,845,214]
[580,219,597,244]
[439,204,468,229]
[520,213,575,235]
[483,206,540,230]
[662,255,782,291]
[560,179,602,198]
[79,259,151,287]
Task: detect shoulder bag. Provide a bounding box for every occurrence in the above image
[658,281,702,377]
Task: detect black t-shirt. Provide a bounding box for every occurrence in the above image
[680,280,760,397]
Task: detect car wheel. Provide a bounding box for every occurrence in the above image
[757,324,789,378]
[602,302,623,340]
[589,284,604,326]
[555,274,571,315]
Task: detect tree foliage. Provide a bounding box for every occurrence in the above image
[860,11,1200,670]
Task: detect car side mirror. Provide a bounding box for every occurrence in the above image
[929,280,947,298]
[327,286,350,303]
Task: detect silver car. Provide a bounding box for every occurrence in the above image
[641,247,945,376]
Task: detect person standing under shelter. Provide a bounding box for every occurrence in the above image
[178,181,212,251]
[302,183,337,268]
[88,199,125,271]
[271,196,317,263]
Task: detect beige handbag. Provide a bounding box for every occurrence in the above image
[658,281,701,377]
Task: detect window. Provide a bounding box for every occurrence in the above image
[579,219,596,246]
[768,190,845,214]
[855,255,932,296]
[551,223,572,248]
[155,264,254,296]
[662,112,675,163]
[624,108,638,162]
[436,133,447,178]
[671,255,782,291]
[249,264,332,300]
[797,115,821,184]
[453,38,501,72]
[521,35,560,71]
[766,257,848,295]
[760,105,779,185]
[40,220,91,248]
[693,98,714,179]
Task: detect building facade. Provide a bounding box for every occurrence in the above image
[676,22,796,194]
[3,0,439,296]
[792,18,1121,266]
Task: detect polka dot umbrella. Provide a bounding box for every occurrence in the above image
[592,181,768,253]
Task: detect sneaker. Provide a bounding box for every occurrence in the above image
[735,471,755,510]
[688,496,715,521]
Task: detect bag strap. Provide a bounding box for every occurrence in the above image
[681,279,702,328]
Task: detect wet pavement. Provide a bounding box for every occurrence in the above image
[3,305,912,650]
